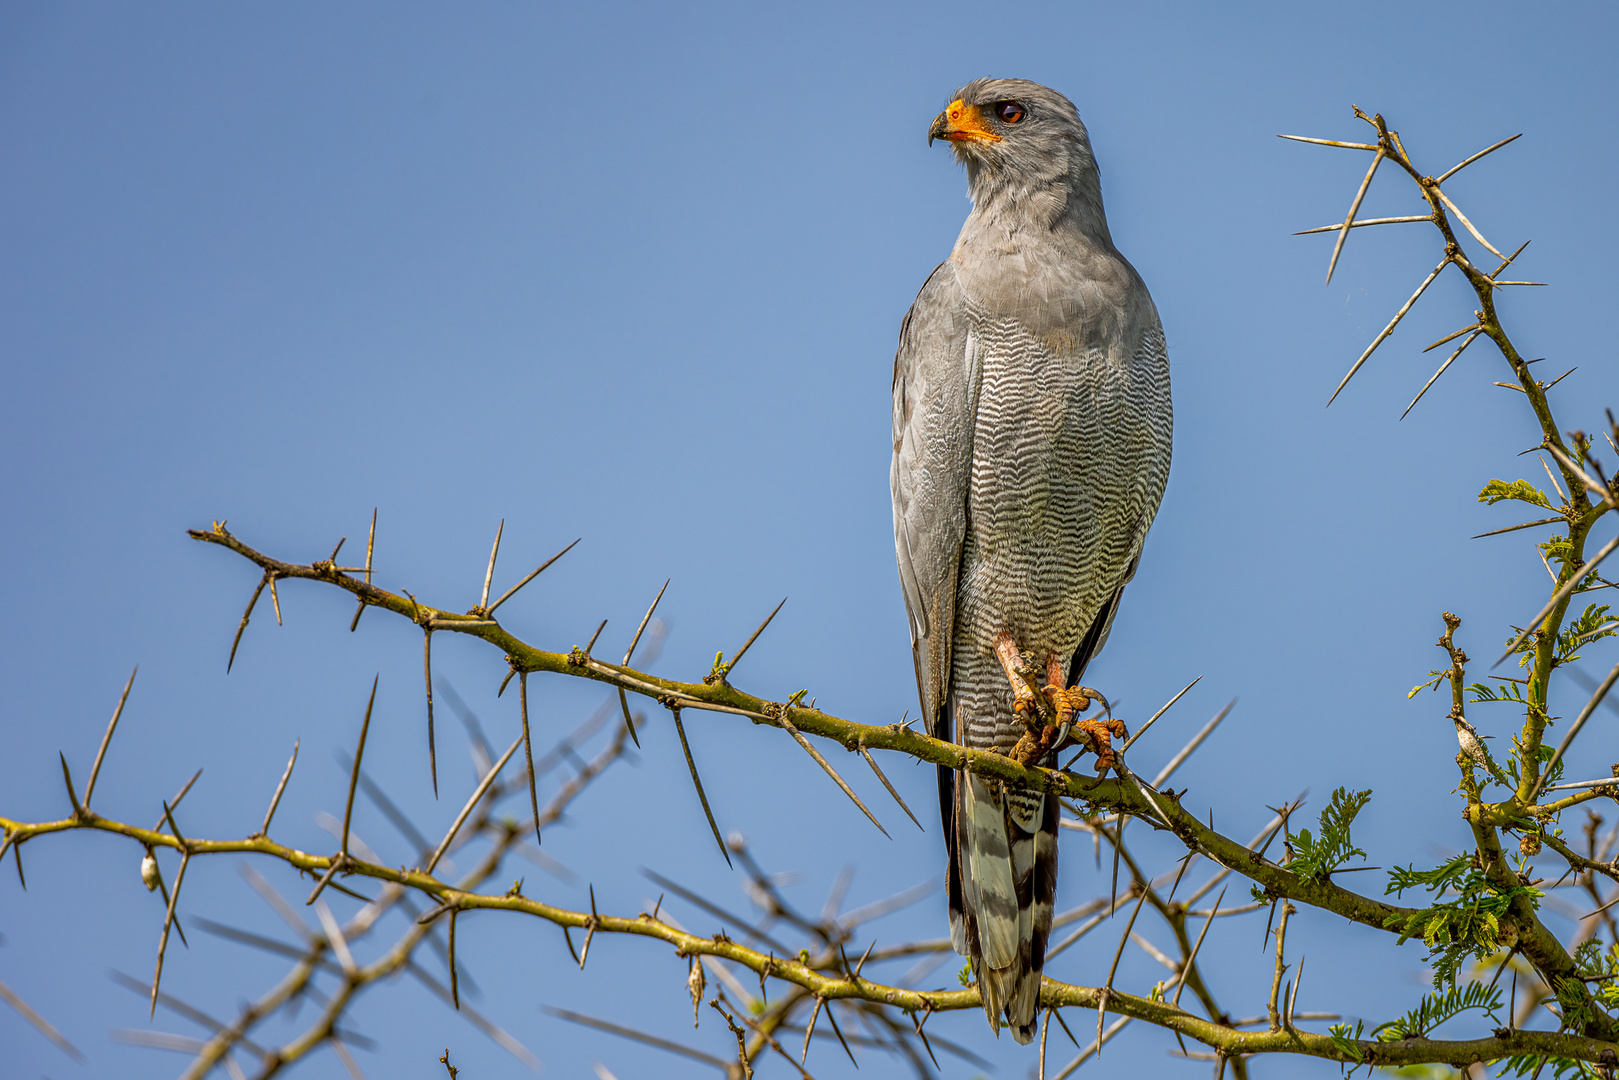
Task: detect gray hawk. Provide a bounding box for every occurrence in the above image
[890,79,1172,1044]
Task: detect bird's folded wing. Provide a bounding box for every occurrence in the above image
[891,260,977,742]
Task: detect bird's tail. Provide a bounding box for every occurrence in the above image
[949,769,1058,1045]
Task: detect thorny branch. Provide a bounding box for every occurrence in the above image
[9,105,1619,1075]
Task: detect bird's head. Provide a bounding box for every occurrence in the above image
[930,79,1092,174]
[929,79,1102,230]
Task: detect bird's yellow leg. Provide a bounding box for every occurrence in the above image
[993,633,1041,722]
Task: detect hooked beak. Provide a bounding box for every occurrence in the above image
[928,98,1002,147]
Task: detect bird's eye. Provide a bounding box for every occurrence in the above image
[995,101,1025,124]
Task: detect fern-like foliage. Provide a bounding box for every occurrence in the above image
[1386,854,1471,899]
[1503,740,1565,794]
[1409,669,1448,698]
[1372,982,1503,1041]
[1495,1053,1594,1078]
[1382,861,1542,986]
[1478,478,1554,510]
[1327,1019,1365,1064]
[1285,787,1372,880]
[1469,679,1530,705]
[1557,603,1618,665]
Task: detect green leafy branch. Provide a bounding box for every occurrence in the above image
[1372,982,1503,1041]
[1286,787,1373,881]
[1383,862,1542,987]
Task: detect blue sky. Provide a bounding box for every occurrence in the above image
[3,3,1618,1077]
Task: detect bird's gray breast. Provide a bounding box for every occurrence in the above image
[956,303,1158,665]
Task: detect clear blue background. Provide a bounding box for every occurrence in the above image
[4,2,1617,1077]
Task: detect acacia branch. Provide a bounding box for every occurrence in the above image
[181,522,1418,938]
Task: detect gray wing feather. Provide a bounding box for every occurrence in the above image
[891,260,976,741]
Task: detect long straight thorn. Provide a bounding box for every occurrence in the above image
[777,713,888,838]
[227,576,269,672]
[151,769,203,831]
[425,632,438,798]
[671,707,731,867]
[1434,188,1506,260]
[1173,885,1226,1009]
[255,740,299,838]
[487,538,581,615]
[617,689,640,748]
[349,508,377,632]
[1493,239,1532,276]
[1328,255,1449,406]
[1326,149,1384,286]
[84,666,138,810]
[579,884,599,969]
[1276,134,1380,151]
[449,910,460,1009]
[1423,323,1483,354]
[519,674,542,846]
[802,997,823,1065]
[822,1003,857,1066]
[151,801,191,1019]
[1286,954,1305,1028]
[1108,817,1126,916]
[859,747,922,830]
[624,580,671,665]
[584,619,608,657]
[726,598,787,677]
[1153,699,1236,787]
[268,576,282,626]
[1293,215,1430,235]
[1123,675,1201,752]
[59,754,83,817]
[1403,329,1485,419]
[1098,886,1150,1052]
[479,519,504,611]
[1473,515,1565,540]
[342,677,379,854]
[424,735,518,880]
[0,976,83,1062]
[1437,133,1521,183]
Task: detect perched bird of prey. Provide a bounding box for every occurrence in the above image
[890,79,1172,1043]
